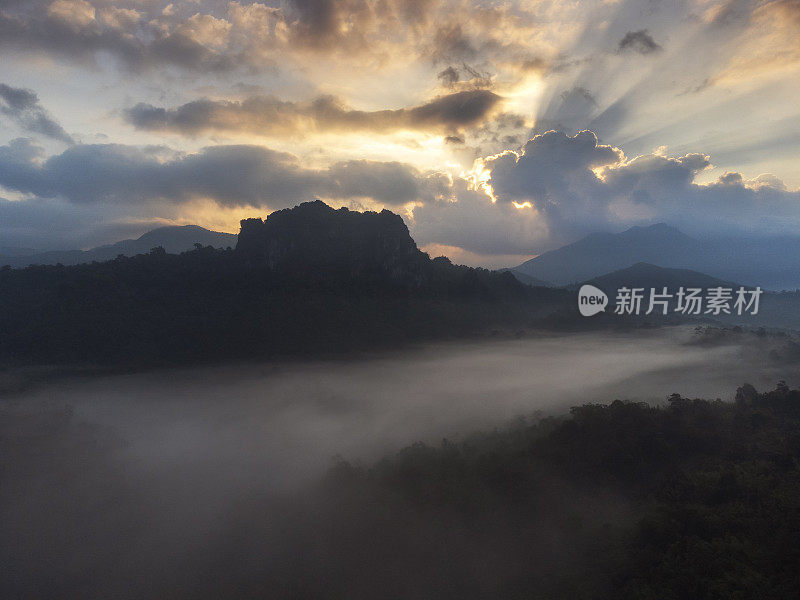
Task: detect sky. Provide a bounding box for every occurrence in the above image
[0,0,798,266]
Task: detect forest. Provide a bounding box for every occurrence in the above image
[271,382,800,599]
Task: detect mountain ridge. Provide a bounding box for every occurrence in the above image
[0,225,237,269]
[580,262,739,292]
[513,224,800,290]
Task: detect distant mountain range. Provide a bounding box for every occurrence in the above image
[512,224,800,291]
[0,225,237,269]
[5,215,800,296]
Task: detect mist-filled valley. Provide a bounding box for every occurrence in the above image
[4,0,800,595]
[4,327,800,599]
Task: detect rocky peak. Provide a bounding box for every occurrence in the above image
[236,200,426,283]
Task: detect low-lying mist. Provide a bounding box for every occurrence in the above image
[2,327,797,598]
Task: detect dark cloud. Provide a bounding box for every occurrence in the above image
[0,0,552,80]
[719,172,744,185]
[437,66,461,87]
[123,90,503,136]
[480,130,622,238]
[0,83,73,144]
[485,130,621,199]
[283,0,438,52]
[0,2,264,73]
[560,86,596,107]
[410,89,500,128]
[329,160,441,205]
[0,139,439,209]
[617,29,662,54]
[286,0,349,46]
[437,64,493,92]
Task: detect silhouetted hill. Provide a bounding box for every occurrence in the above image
[582,262,737,292]
[0,201,568,367]
[236,200,428,284]
[514,224,701,286]
[129,225,236,253]
[498,268,553,287]
[513,224,800,290]
[0,225,237,268]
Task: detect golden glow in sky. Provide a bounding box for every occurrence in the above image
[0,0,799,263]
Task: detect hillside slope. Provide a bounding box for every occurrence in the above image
[0,225,237,268]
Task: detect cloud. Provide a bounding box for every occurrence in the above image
[411,180,549,256]
[285,0,356,48]
[428,24,478,62]
[328,160,445,206]
[437,66,460,86]
[412,130,800,256]
[0,194,174,251]
[0,83,73,144]
[0,138,443,209]
[617,29,662,54]
[483,130,622,204]
[534,86,599,132]
[0,0,273,73]
[436,63,493,91]
[3,130,800,261]
[0,0,547,78]
[123,90,503,137]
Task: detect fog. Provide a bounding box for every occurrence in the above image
[2,327,796,598]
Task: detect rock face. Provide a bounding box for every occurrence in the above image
[236,200,426,283]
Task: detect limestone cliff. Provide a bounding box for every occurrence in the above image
[236,200,427,284]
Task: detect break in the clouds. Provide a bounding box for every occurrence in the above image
[123,90,503,137]
[0,84,73,144]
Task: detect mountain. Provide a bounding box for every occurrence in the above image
[513,224,800,290]
[236,200,427,283]
[582,262,737,292]
[0,225,237,269]
[497,268,553,287]
[0,201,566,368]
[513,224,701,287]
